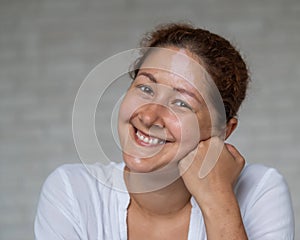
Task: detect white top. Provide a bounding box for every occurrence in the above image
[34,162,294,240]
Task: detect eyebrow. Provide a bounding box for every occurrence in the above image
[137,71,203,104]
[173,87,203,104]
[137,72,157,83]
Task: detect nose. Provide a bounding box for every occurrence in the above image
[137,104,165,129]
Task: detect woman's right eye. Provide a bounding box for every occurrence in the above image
[137,85,154,96]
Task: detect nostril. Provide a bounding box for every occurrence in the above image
[137,111,161,128]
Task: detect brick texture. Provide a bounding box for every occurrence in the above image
[0,0,299,239]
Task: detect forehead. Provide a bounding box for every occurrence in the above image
[136,47,226,128]
[139,47,212,95]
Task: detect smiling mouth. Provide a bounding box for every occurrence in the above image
[135,129,167,146]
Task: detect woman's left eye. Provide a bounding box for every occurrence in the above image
[137,85,154,95]
[173,100,193,110]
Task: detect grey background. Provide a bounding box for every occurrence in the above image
[0,0,299,239]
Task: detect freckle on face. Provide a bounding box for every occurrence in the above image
[118,47,219,172]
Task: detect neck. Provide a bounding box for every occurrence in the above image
[124,167,192,217]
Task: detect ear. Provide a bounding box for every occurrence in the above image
[225,118,238,140]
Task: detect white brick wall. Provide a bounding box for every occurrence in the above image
[0,0,299,239]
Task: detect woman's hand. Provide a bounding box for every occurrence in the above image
[178,137,248,239]
[178,137,245,205]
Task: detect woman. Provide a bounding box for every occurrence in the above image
[35,23,294,239]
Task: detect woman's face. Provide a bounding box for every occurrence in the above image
[118,47,215,173]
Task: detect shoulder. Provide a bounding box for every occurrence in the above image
[36,163,125,239]
[41,163,95,194]
[41,162,125,203]
[235,163,294,239]
[236,163,289,196]
[45,162,122,185]
[38,163,126,221]
[235,163,291,205]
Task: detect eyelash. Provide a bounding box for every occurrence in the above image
[136,84,194,111]
[173,99,193,111]
[137,84,154,96]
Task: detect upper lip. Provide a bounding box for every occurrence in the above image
[136,128,165,142]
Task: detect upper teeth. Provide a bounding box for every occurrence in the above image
[136,130,165,145]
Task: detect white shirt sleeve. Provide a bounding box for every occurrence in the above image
[34,166,83,240]
[241,167,295,240]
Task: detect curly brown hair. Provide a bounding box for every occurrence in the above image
[130,23,250,121]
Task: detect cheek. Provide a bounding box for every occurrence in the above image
[118,91,142,124]
[118,93,137,144]
[181,117,200,145]
[175,114,201,157]
[118,91,151,146]
[197,110,213,140]
[118,96,132,123]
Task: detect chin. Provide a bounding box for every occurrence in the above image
[123,153,158,173]
[123,152,180,175]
